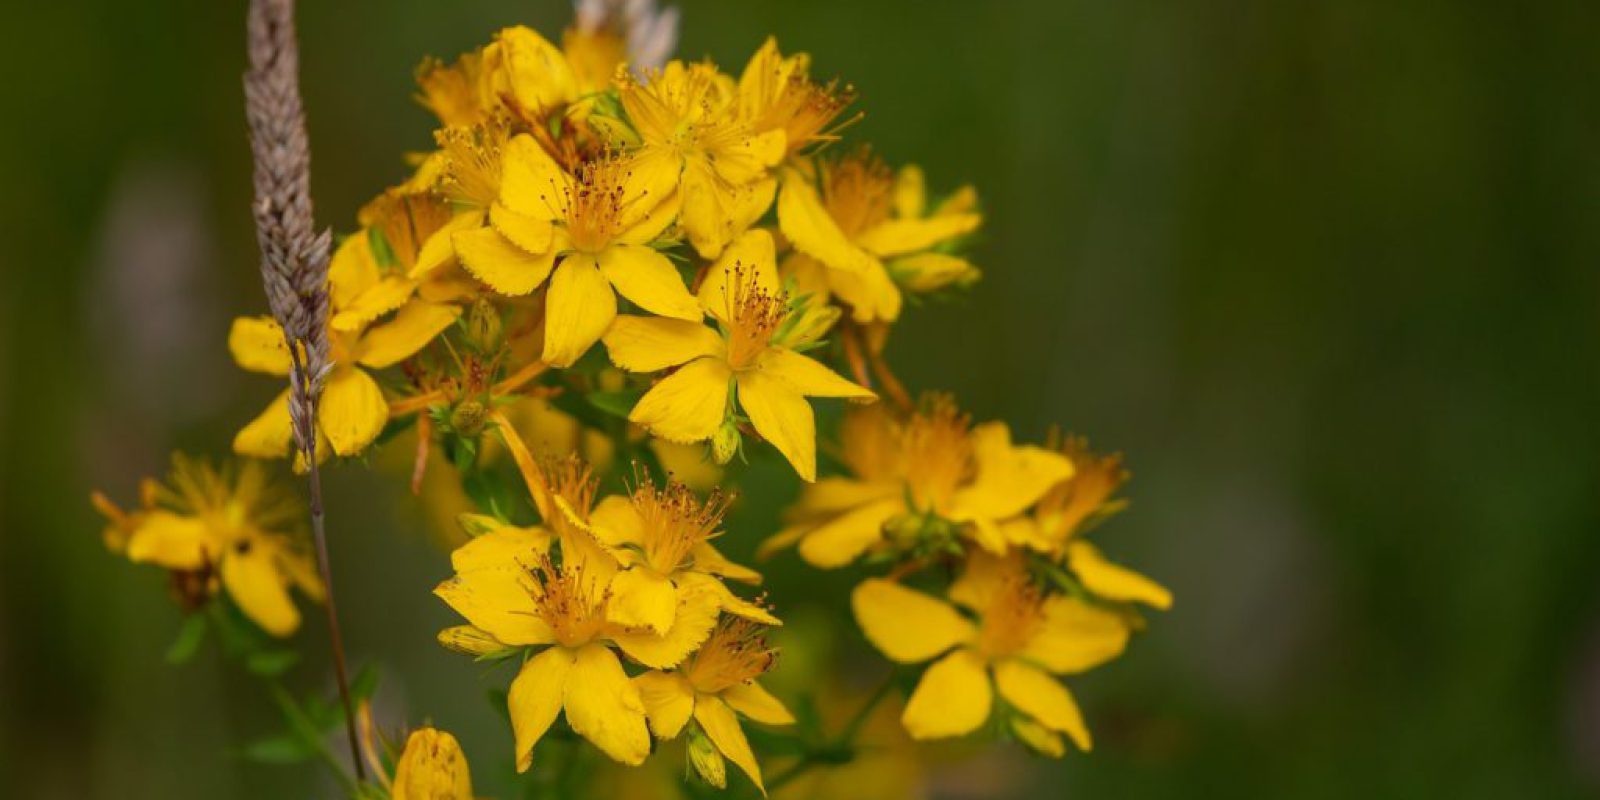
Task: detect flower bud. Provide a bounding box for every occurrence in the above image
[456,513,503,538]
[437,625,506,657]
[711,419,741,465]
[1010,716,1067,758]
[687,727,726,789]
[463,298,502,353]
[392,726,473,799]
[449,399,488,438]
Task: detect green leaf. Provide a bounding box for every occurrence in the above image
[587,389,643,419]
[245,649,300,678]
[165,613,208,665]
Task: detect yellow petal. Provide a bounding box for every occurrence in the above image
[449,525,551,572]
[357,301,460,368]
[888,252,980,293]
[603,315,725,373]
[542,255,617,367]
[126,511,214,570]
[948,422,1074,522]
[698,230,781,322]
[994,659,1091,751]
[676,572,780,626]
[563,643,651,765]
[616,160,683,244]
[690,542,761,584]
[850,578,975,663]
[1067,541,1173,610]
[946,548,1015,614]
[228,317,291,376]
[610,577,721,669]
[392,727,474,800]
[855,214,982,258]
[736,371,817,481]
[499,133,570,220]
[490,202,556,254]
[796,497,902,568]
[233,391,294,459]
[891,164,926,219]
[723,680,795,726]
[791,477,902,519]
[453,226,558,296]
[597,244,701,321]
[694,695,766,794]
[826,257,902,324]
[607,566,679,635]
[509,646,575,772]
[901,649,992,740]
[777,169,874,275]
[1020,595,1130,674]
[410,211,483,280]
[328,231,380,308]
[331,276,417,333]
[222,542,300,637]
[319,367,389,457]
[755,347,875,399]
[633,670,695,739]
[433,569,555,646]
[629,357,732,444]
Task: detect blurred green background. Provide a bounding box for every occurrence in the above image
[3,0,1598,797]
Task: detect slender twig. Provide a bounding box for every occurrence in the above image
[244,0,364,782]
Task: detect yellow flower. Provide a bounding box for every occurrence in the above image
[562,26,628,96]
[763,396,1072,567]
[478,26,580,121]
[392,726,474,800]
[602,229,876,481]
[1003,436,1172,610]
[737,38,857,163]
[415,50,487,129]
[851,551,1129,753]
[617,61,786,258]
[231,228,460,461]
[92,454,323,637]
[634,618,795,793]
[778,150,982,323]
[578,477,779,635]
[446,134,693,367]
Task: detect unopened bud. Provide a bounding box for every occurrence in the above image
[711,419,741,465]
[1010,716,1067,758]
[456,513,503,538]
[449,399,488,438]
[437,625,506,657]
[464,298,502,353]
[687,727,726,789]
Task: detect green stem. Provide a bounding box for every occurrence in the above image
[267,681,359,797]
[765,672,898,795]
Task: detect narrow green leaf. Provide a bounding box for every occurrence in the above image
[165,613,208,665]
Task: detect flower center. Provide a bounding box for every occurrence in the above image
[721,268,788,370]
[823,151,894,239]
[684,618,777,695]
[529,555,610,648]
[435,122,506,210]
[563,158,634,253]
[977,575,1046,659]
[900,395,975,511]
[629,479,731,575]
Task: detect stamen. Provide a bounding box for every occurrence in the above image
[684,617,778,694]
[435,121,507,209]
[901,394,975,510]
[629,475,733,574]
[722,266,789,370]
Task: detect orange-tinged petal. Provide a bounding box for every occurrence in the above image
[563,643,650,765]
[633,670,695,739]
[356,301,460,368]
[851,578,974,664]
[736,371,816,481]
[509,646,575,772]
[453,226,558,296]
[319,367,389,456]
[755,347,875,399]
[222,543,299,637]
[629,358,732,444]
[597,244,701,321]
[694,695,766,794]
[603,315,725,373]
[901,649,992,740]
[994,659,1091,751]
[229,317,291,376]
[542,255,617,367]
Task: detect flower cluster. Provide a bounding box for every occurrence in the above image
[765,396,1172,755]
[90,1,1168,796]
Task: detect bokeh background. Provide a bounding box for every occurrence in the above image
[3,0,1598,797]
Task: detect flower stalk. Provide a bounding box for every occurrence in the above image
[243,0,364,782]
